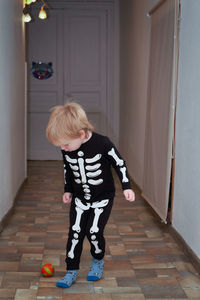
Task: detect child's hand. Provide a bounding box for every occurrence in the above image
[123,189,135,202]
[63,192,73,204]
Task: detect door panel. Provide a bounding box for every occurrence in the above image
[29,92,57,112]
[27,10,63,159]
[28,113,61,159]
[64,10,107,134]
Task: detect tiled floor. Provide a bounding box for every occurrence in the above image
[0,161,200,300]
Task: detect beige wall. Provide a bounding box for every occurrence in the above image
[0,0,26,223]
[119,0,159,188]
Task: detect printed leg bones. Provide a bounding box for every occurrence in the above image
[66,197,113,270]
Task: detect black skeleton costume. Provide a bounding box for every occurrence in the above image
[62,132,131,270]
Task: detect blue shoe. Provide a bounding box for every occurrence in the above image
[56,270,77,288]
[87,258,104,281]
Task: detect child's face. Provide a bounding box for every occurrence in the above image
[60,137,84,152]
[60,131,86,152]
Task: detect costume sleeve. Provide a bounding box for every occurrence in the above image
[61,150,74,193]
[104,137,131,190]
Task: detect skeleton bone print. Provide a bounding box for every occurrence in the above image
[68,198,109,259]
[108,148,129,183]
[64,146,129,201]
[65,151,103,201]
[62,133,131,270]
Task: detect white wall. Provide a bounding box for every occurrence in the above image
[119,0,159,187]
[172,0,200,259]
[0,0,26,223]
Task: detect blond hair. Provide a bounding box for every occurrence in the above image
[46,102,94,146]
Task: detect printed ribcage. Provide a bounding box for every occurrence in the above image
[65,151,103,200]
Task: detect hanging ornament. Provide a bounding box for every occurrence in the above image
[31,62,53,80]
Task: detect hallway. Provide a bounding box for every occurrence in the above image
[0,161,200,299]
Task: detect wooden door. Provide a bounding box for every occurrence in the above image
[27,4,115,160]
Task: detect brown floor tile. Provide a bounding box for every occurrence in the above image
[130,254,157,264]
[116,277,138,287]
[42,254,60,266]
[104,260,133,271]
[0,262,19,272]
[135,268,157,278]
[108,244,127,255]
[95,286,142,294]
[173,261,198,274]
[94,278,118,287]
[111,295,145,300]
[141,285,187,298]
[14,289,37,300]
[138,277,180,286]
[37,287,63,297]
[132,262,176,269]
[63,295,112,300]
[0,253,21,262]
[0,288,16,297]
[156,267,180,277]
[17,246,44,254]
[0,246,18,253]
[63,282,94,294]
[183,287,200,298]
[104,270,136,278]
[178,274,200,288]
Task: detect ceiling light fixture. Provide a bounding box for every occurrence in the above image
[23,0,50,23]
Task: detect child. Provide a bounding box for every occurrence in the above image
[46,102,135,288]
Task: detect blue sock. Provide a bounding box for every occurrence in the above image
[56,270,78,288]
[87,258,104,281]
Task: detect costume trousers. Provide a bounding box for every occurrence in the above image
[65,196,114,270]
